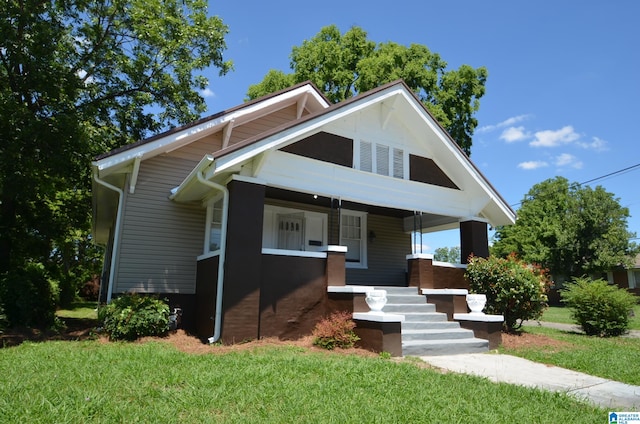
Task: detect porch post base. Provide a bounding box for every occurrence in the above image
[353,312,404,357]
[454,313,504,349]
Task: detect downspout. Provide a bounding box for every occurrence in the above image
[93,171,124,303]
[196,171,229,344]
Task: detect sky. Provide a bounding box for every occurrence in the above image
[200,0,640,253]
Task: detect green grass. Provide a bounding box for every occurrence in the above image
[56,302,98,320]
[0,340,604,423]
[541,305,640,330]
[500,326,640,385]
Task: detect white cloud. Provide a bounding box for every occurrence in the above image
[518,161,549,170]
[555,153,583,169]
[577,136,608,151]
[200,87,215,98]
[530,125,580,147]
[499,126,530,143]
[478,114,532,133]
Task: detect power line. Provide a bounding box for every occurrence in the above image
[509,162,640,208]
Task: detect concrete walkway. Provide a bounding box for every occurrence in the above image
[421,353,640,409]
[420,320,640,409]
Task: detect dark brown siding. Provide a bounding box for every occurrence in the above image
[280,132,353,167]
[433,266,469,290]
[195,255,219,340]
[221,180,266,343]
[460,220,489,263]
[409,154,459,189]
[259,254,327,339]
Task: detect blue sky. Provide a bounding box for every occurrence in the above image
[202,1,640,252]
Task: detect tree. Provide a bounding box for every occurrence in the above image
[246,25,487,156]
[0,0,231,320]
[433,246,461,263]
[492,177,639,283]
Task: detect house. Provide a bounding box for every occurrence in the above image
[92,80,516,344]
[608,254,640,296]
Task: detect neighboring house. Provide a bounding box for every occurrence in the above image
[92,80,516,343]
[608,254,640,296]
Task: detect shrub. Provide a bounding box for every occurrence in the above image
[465,254,550,331]
[312,311,360,350]
[0,262,60,328]
[98,293,170,341]
[561,276,637,337]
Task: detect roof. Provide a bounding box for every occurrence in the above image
[93,79,517,242]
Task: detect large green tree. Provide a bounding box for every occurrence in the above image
[0,0,231,311]
[246,25,487,156]
[492,177,639,282]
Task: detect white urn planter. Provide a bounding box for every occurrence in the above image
[466,293,487,315]
[365,290,388,312]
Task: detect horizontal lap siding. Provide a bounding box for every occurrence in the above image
[346,214,410,286]
[115,155,205,294]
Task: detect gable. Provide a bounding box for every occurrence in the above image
[409,155,459,189]
[280,131,353,167]
[169,80,516,229]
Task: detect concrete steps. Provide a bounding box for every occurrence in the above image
[375,286,489,356]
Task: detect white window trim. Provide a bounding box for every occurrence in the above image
[204,195,224,255]
[628,269,639,289]
[355,139,405,180]
[340,209,367,269]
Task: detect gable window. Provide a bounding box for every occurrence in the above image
[358,141,404,179]
[340,210,367,268]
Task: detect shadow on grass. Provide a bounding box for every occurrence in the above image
[0,317,100,348]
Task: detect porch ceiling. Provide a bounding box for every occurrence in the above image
[265,186,459,231]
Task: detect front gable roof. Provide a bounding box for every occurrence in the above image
[93,79,516,243]
[171,80,516,228]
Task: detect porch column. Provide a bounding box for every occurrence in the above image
[325,245,347,286]
[460,220,489,264]
[221,179,265,343]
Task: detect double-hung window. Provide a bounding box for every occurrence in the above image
[340,210,367,268]
[205,198,224,253]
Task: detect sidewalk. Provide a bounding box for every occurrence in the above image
[421,353,640,409]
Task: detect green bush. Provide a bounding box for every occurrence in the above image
[465,254,550,331]
[561,276,637,337]
[98,293,170,341]
[0,262,60,328]
[312,311,360,350]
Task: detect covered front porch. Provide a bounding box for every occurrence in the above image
[190,176,490,343]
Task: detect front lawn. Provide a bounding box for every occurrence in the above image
[0,339,604,423]
[541,305,640,330]
[499,325,640,385]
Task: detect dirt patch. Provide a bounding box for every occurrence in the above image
[501,331,572,351]
[138,330,380,358]
[1,320,379,358]
[0,318,99,347]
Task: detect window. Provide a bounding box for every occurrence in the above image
[358,140,404,179]
[340,210,367,268]
[206,198,224,253]
[630,270,640,289]
[263,205,327,252]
